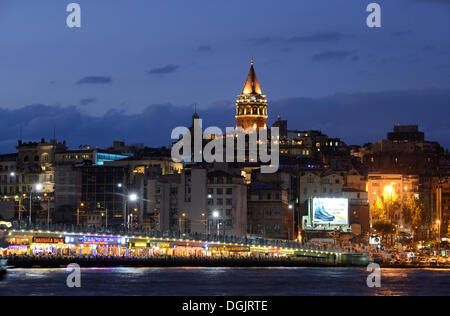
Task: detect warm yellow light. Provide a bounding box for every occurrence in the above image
[384,185,393,193]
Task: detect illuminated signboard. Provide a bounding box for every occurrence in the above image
[33,237,65,244]
[210,247,250,252]
[174,245,204,250]
[150,243,171,248]
[312,198,348,226]
[8,245,28,250]
[78,237,115,245]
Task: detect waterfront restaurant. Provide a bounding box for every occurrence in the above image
[3,232,129,256]
[2,230,297,258]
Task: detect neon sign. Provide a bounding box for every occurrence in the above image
[78,237,114,245]
[33,237,65,244]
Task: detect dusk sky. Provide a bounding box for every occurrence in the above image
[1,0,450,152]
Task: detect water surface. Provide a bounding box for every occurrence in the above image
[1,267,449,296]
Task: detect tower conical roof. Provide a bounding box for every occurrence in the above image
[242,57,262,95]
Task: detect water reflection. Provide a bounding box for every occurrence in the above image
[0,267,449,296]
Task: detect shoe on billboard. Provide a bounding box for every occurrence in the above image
[314,204,335,222]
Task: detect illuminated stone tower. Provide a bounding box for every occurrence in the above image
[236,57,268,131]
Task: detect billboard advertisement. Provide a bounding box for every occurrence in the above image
[312,198,348,225]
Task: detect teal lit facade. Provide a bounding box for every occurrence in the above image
[95,152,129,165]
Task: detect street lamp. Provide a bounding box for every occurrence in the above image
[126,193,138,229]
[178,212,187,233]
[436,219,441,242]
[201,213,206,235]
[43,192,51,228]
[102,208,108,228]
[77,202,85,226]
[18,193,26,223]
[29,183,43,225]
[384,185,393,194]
[212,210,222,236]
[128,193,138,202]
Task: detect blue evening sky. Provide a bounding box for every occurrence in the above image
[0,0,449,152]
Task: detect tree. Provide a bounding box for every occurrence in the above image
[370,188,401,223]
[403,197,426,237]
[372,219,397,244]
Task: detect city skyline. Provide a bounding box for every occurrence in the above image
[1,1,449,298]
[1,0,450,152]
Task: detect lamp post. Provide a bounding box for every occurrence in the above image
[118,183,139,230]
[179,212,186,234]
[29,183,43,225]
[17,193,26,224]
[201,213,206,235]
[127,193,138,230]
[212,210,221,236]
[44,192,51,229]
[289,203,295,241]
[78,202,85,226]
[103,208,108,228]
[436,220,441,252]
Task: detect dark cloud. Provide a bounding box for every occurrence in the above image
[250,31,347,46]
[77,76,112,85]
[271,88,450,148]
[80,98,97,106]
[0,102,235,153]
[311,50,356,62]
[197,45,213,53]
[1,89,450,153]
[147,64,179,75]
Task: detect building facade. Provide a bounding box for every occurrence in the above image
[247,183,295,240]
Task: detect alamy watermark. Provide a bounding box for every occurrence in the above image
[366,263,381,288]
[66,263,81,288]
[171,119,279,174]
[64,3,380,29]
[66,3,81,28]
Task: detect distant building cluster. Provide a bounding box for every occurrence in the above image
[0,60,449,246]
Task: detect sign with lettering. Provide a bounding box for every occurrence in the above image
[174,245,204,250]
[210,247,250,252]
[78,237,114,245]
[33,237,65,244]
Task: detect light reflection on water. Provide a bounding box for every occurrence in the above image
[0,267,449,296]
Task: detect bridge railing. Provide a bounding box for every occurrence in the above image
[8,222,342,253]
